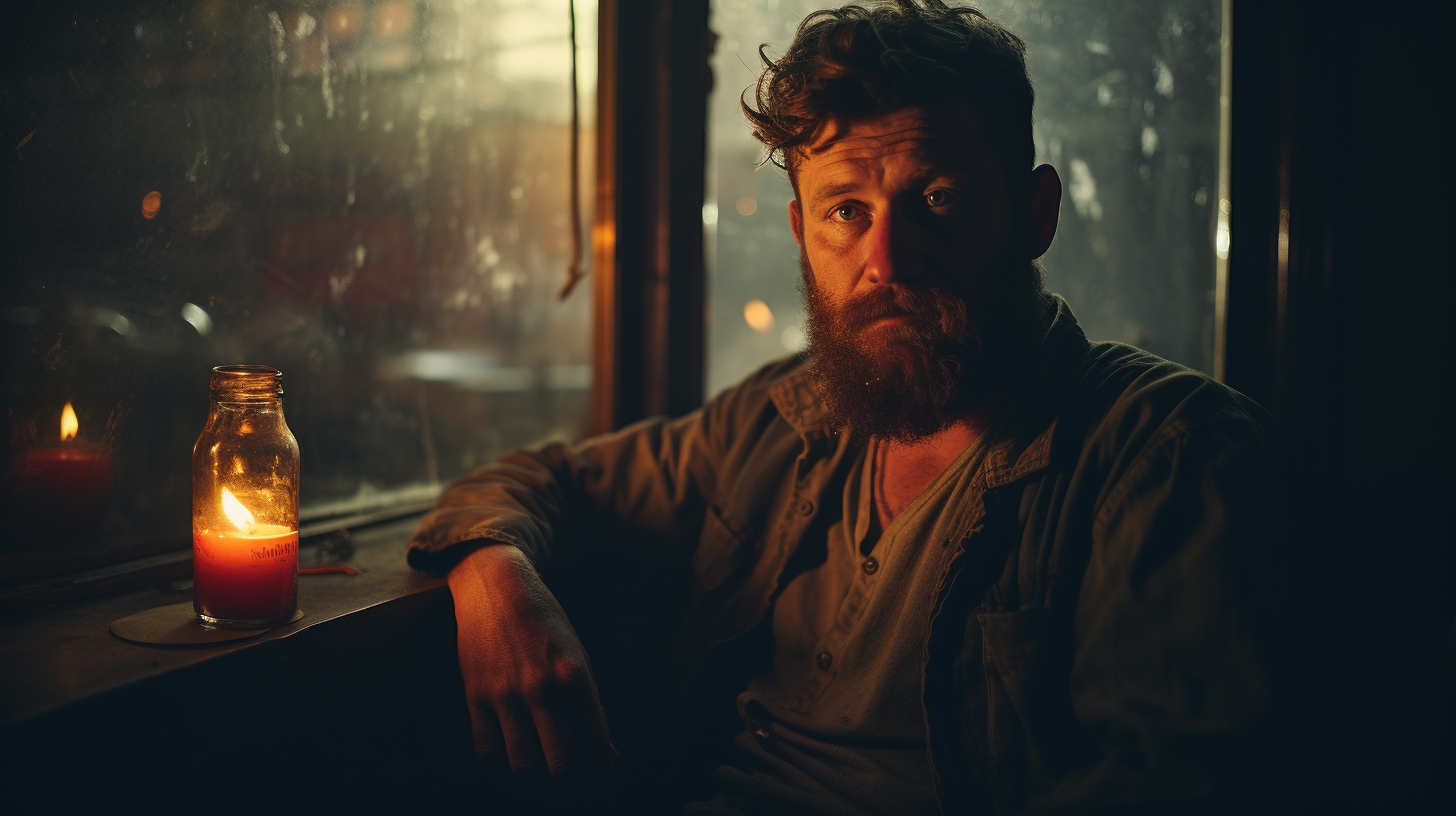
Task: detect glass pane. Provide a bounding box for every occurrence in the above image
[705,0,1223,396]
[1,1,596,583]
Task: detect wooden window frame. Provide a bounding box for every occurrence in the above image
[590,0,712,433]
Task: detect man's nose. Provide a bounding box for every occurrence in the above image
[863,210,924,285]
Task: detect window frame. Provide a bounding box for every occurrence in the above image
[589,0,711,433]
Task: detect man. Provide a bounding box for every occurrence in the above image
[408,2,1294,813]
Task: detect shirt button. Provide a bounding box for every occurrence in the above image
[816,651,833,671]
[796,500,814,516]
[861,556,878,575]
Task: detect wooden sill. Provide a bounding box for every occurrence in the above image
[0,514,488,813]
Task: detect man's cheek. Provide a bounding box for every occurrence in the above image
[807,231,864,279]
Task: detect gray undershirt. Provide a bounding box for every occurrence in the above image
[708,435,989,816]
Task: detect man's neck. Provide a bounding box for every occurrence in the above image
[873,419,984,527]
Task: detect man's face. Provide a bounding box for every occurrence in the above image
[788,103,1051,441]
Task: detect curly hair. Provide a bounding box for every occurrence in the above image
[743,1,1034,195]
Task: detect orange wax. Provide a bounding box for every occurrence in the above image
[192,523,298,620]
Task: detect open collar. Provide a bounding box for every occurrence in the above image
[979,296,1092,487]
[767,364,829,437]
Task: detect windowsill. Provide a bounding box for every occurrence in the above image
[0,513,446,730]
[0,512,491,811]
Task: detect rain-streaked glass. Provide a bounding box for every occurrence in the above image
[1,1,596,582]
[705,0,1223,396]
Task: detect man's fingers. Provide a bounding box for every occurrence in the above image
[529,698,582,784]
[468,701,507,764]
[496,699,548,781]
[533,699,600,814]
[568,673,617,801]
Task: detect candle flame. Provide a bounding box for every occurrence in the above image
[220,487,257,533]
[60,402,79,441]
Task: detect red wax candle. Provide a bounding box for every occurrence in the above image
[16,402,113,533]
[192,523,298,620]
[192,367,299,628]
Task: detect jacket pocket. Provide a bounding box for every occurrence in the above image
[691,505,753,592]
[979,605,1060,679]
[978,605,1092,796]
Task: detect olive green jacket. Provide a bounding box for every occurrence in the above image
[408,297,1293,814]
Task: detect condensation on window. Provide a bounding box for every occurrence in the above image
[1,1,596,580]
[705,0,1222,396]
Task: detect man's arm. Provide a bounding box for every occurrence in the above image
[447,543,614,811]
[408,410,726,575]
[418,411,723,807]
[408,358,794,807]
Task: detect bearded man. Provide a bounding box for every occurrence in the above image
[407,2,1294,813]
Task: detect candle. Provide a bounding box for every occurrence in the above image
[193,488,298,624]
[192,365,299,628]
[17,402,112,533]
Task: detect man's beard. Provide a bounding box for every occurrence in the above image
[800,251,1047,443]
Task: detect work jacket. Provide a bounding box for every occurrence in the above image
[408,297,1294,814]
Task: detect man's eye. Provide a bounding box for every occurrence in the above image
[832,203,863,222]
[925,188,958,209]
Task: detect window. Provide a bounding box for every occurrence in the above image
[1,1,596,583]
[705,0,1225,396]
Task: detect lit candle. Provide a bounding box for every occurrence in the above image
[18,402,113,533]
[192,487,298,623]
[191,365,300,629]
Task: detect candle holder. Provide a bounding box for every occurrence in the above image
[191,366,300,629]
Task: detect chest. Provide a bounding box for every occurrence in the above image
[875,428,980,525]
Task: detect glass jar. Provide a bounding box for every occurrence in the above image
[191,366,300,629]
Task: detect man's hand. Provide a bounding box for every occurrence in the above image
[448,544,615,810]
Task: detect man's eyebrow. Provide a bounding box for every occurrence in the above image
[805,162,970,208]
[806,181,861,206]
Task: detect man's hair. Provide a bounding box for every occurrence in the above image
[743,1,1034,194]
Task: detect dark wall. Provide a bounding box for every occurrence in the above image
[1226,2,1453,810]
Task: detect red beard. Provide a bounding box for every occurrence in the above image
[800,251,1046,442]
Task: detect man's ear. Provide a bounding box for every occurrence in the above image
[1028,164,1061,259]
[788,199,803,247]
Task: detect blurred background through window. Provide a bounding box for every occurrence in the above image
[1,0,596,582]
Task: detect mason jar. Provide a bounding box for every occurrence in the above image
[191,365,300,629]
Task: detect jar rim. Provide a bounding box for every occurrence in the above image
[209,365,284,402]
[212,365,281,377]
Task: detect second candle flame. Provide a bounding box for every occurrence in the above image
[220,487,258,534]
[60,402,78,442]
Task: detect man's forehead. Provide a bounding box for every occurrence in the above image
[805,104,985,159]
[795,104,992,186]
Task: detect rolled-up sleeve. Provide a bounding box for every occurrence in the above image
[405,358,797,575]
